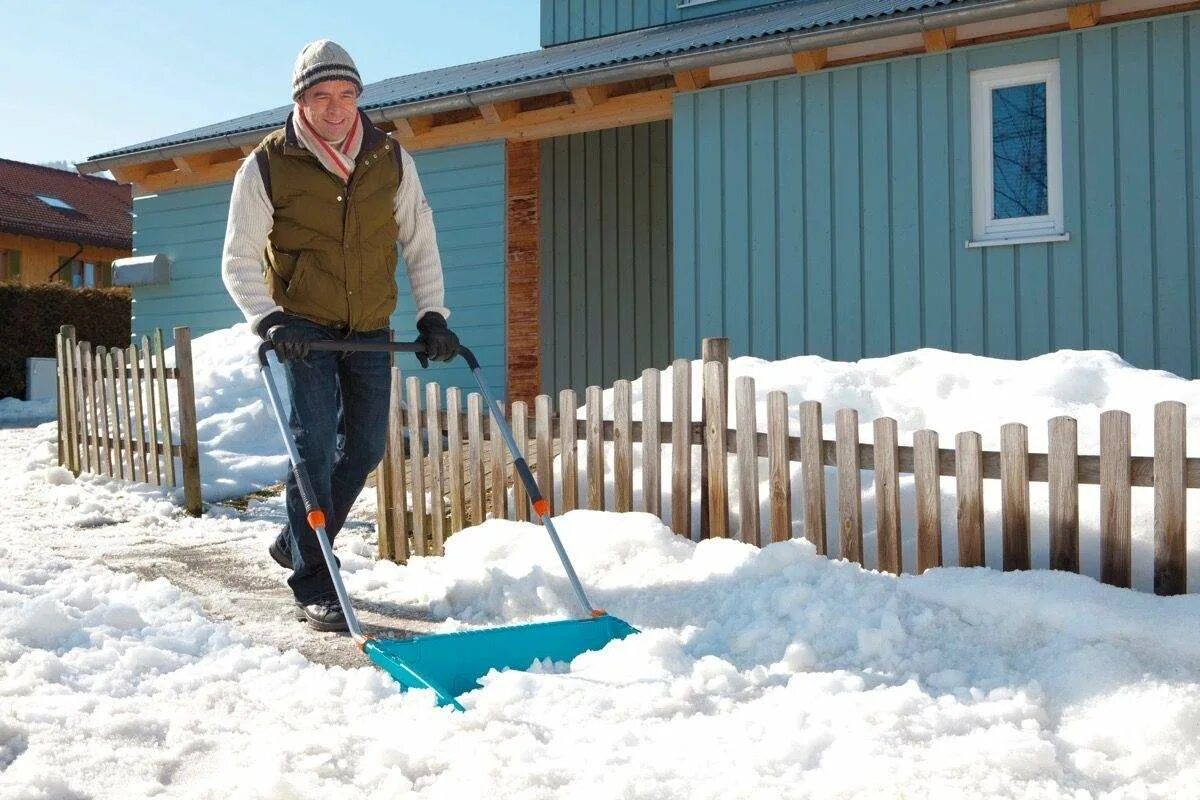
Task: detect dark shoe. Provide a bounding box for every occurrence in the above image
[294,600,348,632]
[268,536,293,570]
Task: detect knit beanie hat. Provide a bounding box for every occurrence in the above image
[292,40,362,100]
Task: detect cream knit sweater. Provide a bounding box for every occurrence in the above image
[220,144,450,333]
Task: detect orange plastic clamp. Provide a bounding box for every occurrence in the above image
[533,498,551,517]
[307,510,326,530]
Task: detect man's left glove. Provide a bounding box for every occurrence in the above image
[254,310,321,363]
[415,312,459,368]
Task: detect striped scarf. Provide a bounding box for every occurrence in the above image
[292,103,363,184]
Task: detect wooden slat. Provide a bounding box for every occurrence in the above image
[1100,410,1131,587]
[490,401,509,521]
[558,389,578,513]
[96,348,112,477]
[1154,401,1187,595]
[535,394,554,515]
[767,391,792,544]
[172,328,202,515]
[836,409,863,562]
[55,330,67,467]
[671,358,692,537]
[914,429,943,573]
[613,380,633,512]
[511,399,529,522]
[447,387,466,534]
[141,337,161,486]
[734,377,760,546]
[587,386,604,511]
[703,361,728,538]
[379,366,408,561]
[700,339,729,537]
[74,340,92,474]
[1001,422,1031,572]
[129,345,147,482]
[105,348,123,479]
[467,392,485,527]
[406,377,427,555]
[62,329,81,473]
[642,368,662,517]
[874,417,902,574]
[153,330,176,487]
[114,348,131,480]
[426,383,446,552]
[1048,416,1080,573]
[800,400,827,555]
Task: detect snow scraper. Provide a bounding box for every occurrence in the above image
[257,339,637,710]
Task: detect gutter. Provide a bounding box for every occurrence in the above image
[78,0,1084,174]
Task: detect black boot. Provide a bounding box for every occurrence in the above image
[268,531,293,570]
[294,599,348,632]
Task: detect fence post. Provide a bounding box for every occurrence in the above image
[642,368,662,518]
[800,400,827,555]
[914,429,942,573]
[836,408,863,562]
[153,330,176,487]
[1099,410,1131,587]
[614,380,633,513]
[703,360,728,538]
[1153,401,1187,595]
[55,327,67,467]
[734,376,760,546]
[1001,422,1031,571]
[874,417,902,574]
[700,338,729,538]
[1048,416,1079,573]
[173,327,202,516]
[955,431,985,568]
[671,359,692,538]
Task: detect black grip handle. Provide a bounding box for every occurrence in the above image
[258,340,480,370]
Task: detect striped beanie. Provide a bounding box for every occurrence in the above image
[292,40,362,100]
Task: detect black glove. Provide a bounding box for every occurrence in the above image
[255,310,318,363]
[415,312,459,368]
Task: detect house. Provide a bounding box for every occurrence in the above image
[0,158,132,288]
[78,0,1200,402]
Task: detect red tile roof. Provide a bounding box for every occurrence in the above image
[0,158,131,250]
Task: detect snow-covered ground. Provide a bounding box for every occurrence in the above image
[2,326,1199,798]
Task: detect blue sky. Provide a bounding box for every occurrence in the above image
[0,1,541,167]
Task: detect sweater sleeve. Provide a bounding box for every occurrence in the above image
[394,146,450,324]
[220,155,281,334]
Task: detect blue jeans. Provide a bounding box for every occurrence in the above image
[276,321,392,604]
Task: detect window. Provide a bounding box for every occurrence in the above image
[969,60,1066,246]
[57,258,111,288]
[36,194,76,212]
[1,250,20,284]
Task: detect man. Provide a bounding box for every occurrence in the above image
[221,40,460,632]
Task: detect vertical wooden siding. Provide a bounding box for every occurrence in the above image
[129,141,508,397]
[541,0,781,46]
[539,122,673,396]
[673,13,1200,377]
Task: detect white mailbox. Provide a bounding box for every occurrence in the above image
[112,253,171,286]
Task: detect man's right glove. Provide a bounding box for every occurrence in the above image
[415,311,459,368]
[254,310,318,363]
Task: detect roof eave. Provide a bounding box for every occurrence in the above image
[77,0,1076,174]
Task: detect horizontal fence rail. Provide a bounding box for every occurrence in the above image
[375,338,1192,596]
[55,324,201,516]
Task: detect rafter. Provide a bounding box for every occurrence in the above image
[1067,2,1102,28]
[792,48,828,74]
[922,27,958,51]
[570,85,611,110]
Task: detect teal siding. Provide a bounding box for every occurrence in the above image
[540,121,673,395]
[130,140,508,398]
[541,0,782,46]
[672,13,1200,377]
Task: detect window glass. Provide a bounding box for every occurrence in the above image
[991,82,1048,220]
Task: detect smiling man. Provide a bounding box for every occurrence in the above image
[221,40,460,632]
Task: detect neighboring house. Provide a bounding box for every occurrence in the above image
[0,158,132,288]
[79,0,1200,403]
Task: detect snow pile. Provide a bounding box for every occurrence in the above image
[0,397,56,425]
[2,512,1198,798]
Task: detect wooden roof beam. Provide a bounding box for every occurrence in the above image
[479,100,520,124]
[1067,3,1102,28]
[792,48,828,74]
[392,114,433,139]
[570,85,611,110]
[673,68,711,91]
[922,26,958,52]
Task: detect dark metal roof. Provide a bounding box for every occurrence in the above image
[88,0,975,162]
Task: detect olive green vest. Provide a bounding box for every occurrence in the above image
[254,112,401,331]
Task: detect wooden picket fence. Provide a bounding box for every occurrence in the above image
[54,324,202,516]
[375,337,1192,596]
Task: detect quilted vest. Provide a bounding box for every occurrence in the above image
[254,112,401,331]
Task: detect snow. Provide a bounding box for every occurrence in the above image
[0,397,56,426]
[2,326,1199,797]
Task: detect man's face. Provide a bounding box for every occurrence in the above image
[297,80,360,142]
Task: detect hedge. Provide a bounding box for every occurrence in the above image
[0,284,131,400]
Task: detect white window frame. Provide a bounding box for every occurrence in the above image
[968,59,1066,247]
